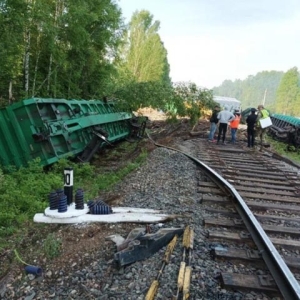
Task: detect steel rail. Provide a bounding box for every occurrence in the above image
[148,134,300,300]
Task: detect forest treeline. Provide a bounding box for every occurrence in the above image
[213,67,300,116]
[1,0,299,118]
[0,0,214,124]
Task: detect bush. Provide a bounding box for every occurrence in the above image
[0,149,147,240]
[43,233,62,259]
[0,159,73,236]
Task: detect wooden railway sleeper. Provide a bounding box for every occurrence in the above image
[150,139,300,299]
[258,275,276,287]
[240,232,251,239]
[246,249,261,259]
[233,219,243,225]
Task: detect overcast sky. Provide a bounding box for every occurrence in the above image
[117,0,300,89]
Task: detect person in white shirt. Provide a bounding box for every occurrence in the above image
[216,105,235,145]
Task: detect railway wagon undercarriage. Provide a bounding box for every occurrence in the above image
[0,98,144,168]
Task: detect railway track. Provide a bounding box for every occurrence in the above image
[2,119,300,300]
[153,134,300,299]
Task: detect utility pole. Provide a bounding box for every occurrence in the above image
[262,89,267,106]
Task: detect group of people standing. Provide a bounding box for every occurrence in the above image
[208,104,240,145]
[246,105,270,148]
[208,104,270,148]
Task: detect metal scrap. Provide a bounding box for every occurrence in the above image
[108,227,184,268]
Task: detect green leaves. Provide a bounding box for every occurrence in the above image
[172,82,214,125]
[114,80,172,111]
[43,233,62,259]
[0,159,62,234]
[0,0,124,100]
[116,10,171,85]
[213,71,284,110]
[0,147,148,240]
[275,67,300,116]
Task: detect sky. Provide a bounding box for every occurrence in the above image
[117,0,300,89]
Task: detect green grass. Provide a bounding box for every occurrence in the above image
[0,145,148,246]
[267,136,300,164]
[43,233,62,259]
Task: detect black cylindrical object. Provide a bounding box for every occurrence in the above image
[87,199,112,215]
[56,188,64,199]
[92,205,112,214]
[75,188,84,210]
[64,167,73,205]
[58,193,68,213]
[48,191,58,210]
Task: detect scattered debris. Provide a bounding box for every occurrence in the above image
[106,228,146,252]
[145,234,178,300]
[109,227,184,268]
[14,250,42,276]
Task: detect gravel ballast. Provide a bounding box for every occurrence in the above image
[1,142,281,300]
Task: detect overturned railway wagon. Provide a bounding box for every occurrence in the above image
[241,108,300,151]
[270,113,300,150]
[0,98,138,168]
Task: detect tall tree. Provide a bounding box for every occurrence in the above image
[275,67,300,116]
[0,0,124,101]
[172,82,214,124]
[117,10,171,85]
[0,0,27,103]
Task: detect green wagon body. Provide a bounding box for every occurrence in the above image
[0,98,132,168]
[271,114,300,127]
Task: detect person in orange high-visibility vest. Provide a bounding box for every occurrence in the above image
[229,111,241,144]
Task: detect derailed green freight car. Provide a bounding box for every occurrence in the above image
[269,113,300,151]
[0,98,135,168]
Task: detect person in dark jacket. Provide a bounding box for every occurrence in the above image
[246,108,257,147]
[208,105,220,142]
